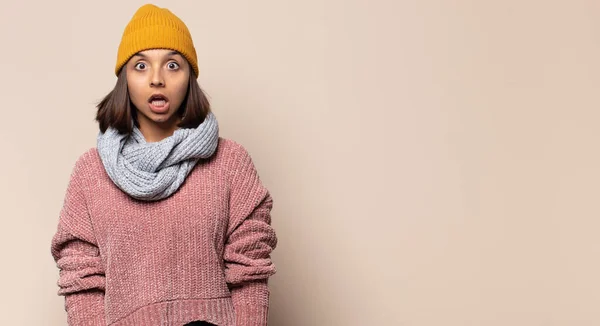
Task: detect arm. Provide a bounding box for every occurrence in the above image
[224,145,278,326]
[50,157,106,326]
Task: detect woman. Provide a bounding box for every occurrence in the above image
[50,4,278,326]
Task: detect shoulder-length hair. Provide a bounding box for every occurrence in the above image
[95,57,211,134]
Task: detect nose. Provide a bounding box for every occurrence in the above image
[150,69,164,87]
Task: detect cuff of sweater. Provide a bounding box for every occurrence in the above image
[64,291,106,326]
[231,280,271,326]
[234,304,269,326]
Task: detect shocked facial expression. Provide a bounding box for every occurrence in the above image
[125,49,190,129]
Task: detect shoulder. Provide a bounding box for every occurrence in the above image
[216,137,250,155]
[69,147,105,181]
[212,137,261,179]
[73,147,102,168]
[214,137,254,163]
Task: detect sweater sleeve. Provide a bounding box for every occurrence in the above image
[224,144,278,326]
[50,157,106,326]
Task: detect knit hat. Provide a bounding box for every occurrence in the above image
[115,4,199,77]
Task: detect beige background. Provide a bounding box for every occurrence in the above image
[0,0,599,325]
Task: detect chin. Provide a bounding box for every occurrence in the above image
[138,109,180,125]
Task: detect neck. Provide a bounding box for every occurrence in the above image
[137,114,181,143]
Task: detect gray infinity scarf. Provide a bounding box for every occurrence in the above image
[96,112,219,201]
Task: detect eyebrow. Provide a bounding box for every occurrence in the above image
[132,51,181,59]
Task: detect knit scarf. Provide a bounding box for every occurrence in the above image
[96,112,219,201]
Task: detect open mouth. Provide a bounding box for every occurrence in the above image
[148,94,169,105]
[148,94,170,113]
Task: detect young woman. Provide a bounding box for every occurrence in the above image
[50,4,278,326]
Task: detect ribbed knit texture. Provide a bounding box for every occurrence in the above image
[50,138,277,326]
[96,112,219,201]
[115,4,199,76]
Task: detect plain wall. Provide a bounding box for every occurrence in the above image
[1,0,599,325]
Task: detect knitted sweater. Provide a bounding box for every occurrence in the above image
[50,138,278,326]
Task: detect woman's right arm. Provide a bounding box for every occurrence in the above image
[50,156,106,326]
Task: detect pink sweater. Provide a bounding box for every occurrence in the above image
[50,138,278,326]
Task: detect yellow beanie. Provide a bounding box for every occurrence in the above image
[115,4,199,77]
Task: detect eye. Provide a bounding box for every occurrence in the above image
[134,62,147,70]
[167,62,180,70]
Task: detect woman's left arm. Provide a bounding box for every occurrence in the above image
[224,144,278,326]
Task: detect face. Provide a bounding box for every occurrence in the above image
[125,49,190,131]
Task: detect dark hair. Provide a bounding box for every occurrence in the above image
[95,59,211,134]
